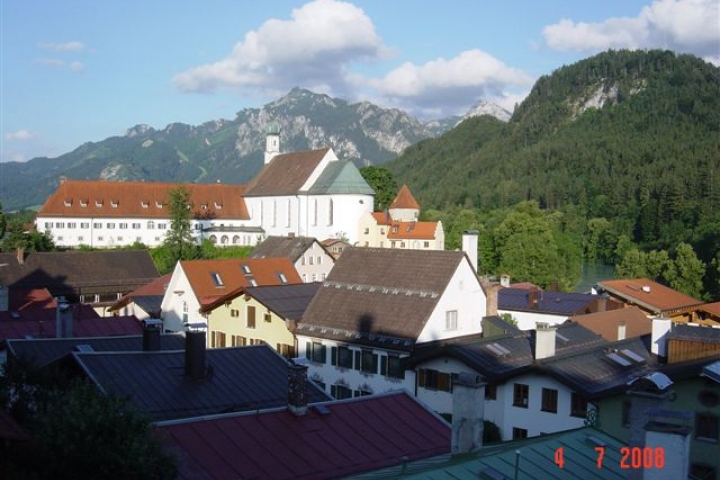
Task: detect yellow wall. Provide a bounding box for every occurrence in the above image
[206,293,296,357]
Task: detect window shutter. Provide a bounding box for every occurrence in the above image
[320,344,327,363]
[331,347,337,366]
[380,356,388,376]
[305,341,312,360]
[354,351,361,370]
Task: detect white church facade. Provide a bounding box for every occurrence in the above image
[35,126,375,248]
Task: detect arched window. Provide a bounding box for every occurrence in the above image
[232,235,240,244]
[147,220,155,230]
[221,235,228,245]
[209,235,217,244]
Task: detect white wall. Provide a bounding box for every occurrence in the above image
[497,308,568,331]
[295,242,334,283]
[160,263,202,333]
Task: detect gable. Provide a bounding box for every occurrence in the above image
[243,149,329,196]
[306,160,375,195]
[250,236,319,262]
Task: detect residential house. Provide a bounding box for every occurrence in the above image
[160,257,302,333]
[498,287,621,330]
[570,305,652,341]
[357,185,445,250]
[320,237,350,259]
[695,301,720,326]
[60,332,329,421]
[36,127,375,248]
[296,246,486,398]
[0,249,160,315]
[107,273,171,320]
[199,282,320,358]
[594,278,706,323]
[158,390,450,480]
[250,235,334,283]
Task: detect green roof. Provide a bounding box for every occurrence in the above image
[307,160,375,195]
[350,427,628,480]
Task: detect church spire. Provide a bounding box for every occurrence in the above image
[264,121,281,164]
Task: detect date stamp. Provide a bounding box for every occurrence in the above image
[554,446,666,469]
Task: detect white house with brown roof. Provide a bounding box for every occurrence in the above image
[160,257,302,334]
[36,128,375,248]
[250,236,334,283]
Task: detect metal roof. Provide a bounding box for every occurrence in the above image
[306,159,375,195]
[158,391,450,480]
[244,283,321,320]
[499,288,598,315]
[70,344,330,421]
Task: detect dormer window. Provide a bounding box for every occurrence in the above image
[111,200,119,208]
[201,204,208,210]
[214,202,223,210]
[63,199,72,207]
[141,201,149,208]
[95,200,103,207]
[156,201,163,208]
[392,226,398,233]
[80,200,88,208]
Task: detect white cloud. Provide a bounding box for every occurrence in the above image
[543,0,720,59]
[35,58,85,73]
[5,130,36,141]
[369,50,534,117]
[38,41,85,52]
[70,61,85,73]
[173,0,386,96]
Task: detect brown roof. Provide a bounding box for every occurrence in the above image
[597,278,703,313]
[243,149,329,196]
[181,258,302,307]
[37,180,249,220]
[699,302,720,317]
[371,211,393,225]
[299,248,467,345]
[107,273,172,312]
[387,221,439,240]
[251,236,330,263]
[389,185,420,210]
[570,306,652,341]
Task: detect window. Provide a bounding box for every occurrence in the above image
[361,349,378,374]
[81,222,89,229]
[56,222,65,228]
[331,384,352,400]
[77,236,83,242]
[147,221,155,229]
[512,427,528,440]
[513,384,529,408]
[210,272,224,287]
[485,384,497,400]
[158,223,167,230]
[119,223,127,229]
[309,256,314,265]
[380,355,405,379]
[317,256,322,265]
[232,335,246,346]
[328,199,333,226]
[132,223,140,229]
[278,273,288,284]
[211,331,226,348]
[621,400,631,427]
[182,302,188,323]
[364,227,370,234]
[306,341,327,364]
[418,368,452,392]
[230,309,239,318]
[264,311,272,323]
[696,413,719,442]
[541,388,558,413]
[68,222,76,229]
[301,256,306,266]
[93,222,102,229]
[106,223,115,229]
[246,306,256,328]
[424,241,430,248]
[331,346,354,369]
[445,310,458,330]
[276,343,295,359]
[97,236,104,241]
[570,393,588,418]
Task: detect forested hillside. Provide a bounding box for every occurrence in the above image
[388,50,720,297]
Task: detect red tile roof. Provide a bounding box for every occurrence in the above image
[371,211,392,225]
[181,258,302,307]
[570,306,652,341]
[37,180,249,220]
[158,391,450,480]
[9,288,55,312]
[390,185,420,210]
[387,221,439,240]
[597,278,703,313]
[699,302,720,317]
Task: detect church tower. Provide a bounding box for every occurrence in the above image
[264,121,281,164]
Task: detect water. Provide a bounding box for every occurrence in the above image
[574,263,615,293]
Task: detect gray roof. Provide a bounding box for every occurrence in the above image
[299,248,468,348]
[6,333,186,367]
[70,344,330,420]
[0,250,159,296]
[251,236,324,263]
[499,287,598,315]
[306,160,375,195]
[668,323,720,343]
[244,283,321,320]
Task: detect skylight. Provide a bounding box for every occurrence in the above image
[606,352,632,367]
[210,272,224,287]
[620,349,646,364]
[486,342,511,357]
[242,264,251,275]
[278,273,288,284]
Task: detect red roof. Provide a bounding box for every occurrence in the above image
[0,309,143,340]
[389,185,420,210]
[371,211,392,225]
[571,306,652,341]
[159,391,450,480]
[38,180,249,220]
[598,278,703,313]
[9,287,55,312]
[387,221,439,240]
[181,258,302,307]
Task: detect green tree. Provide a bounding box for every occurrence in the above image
[359,166,398,212]
[1,221,55,252]
[0,201,6,239]
[163,186,198,266]
[666,242,705,298]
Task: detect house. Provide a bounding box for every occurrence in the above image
[0,249,160,315]
[694,301,720,326]
[593,278,705,323]
[320,237,350,259]
[295,245,486,398]
[160,257,302,333]
[357,185,445,250]
[107,273,171,320]
[35,127,375,248]
[61,331,329,421]
[250,235,334,283]
[569,305,652,341]
[199,282,321,358]
[497,287,621,330]
[158,389,450,480]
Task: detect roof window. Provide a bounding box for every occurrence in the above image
[63,199,72,207]
[242,264,251,275]
[156,201,163,208]
[141,201,149,208]
[95,200,103,207]
[80,200,88,207]
[111,200,119,208]
[214,202,223,209]
[210,272,224,287]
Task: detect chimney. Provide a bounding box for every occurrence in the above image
[597,293,608,312]
[17,247,25,265]
[641,410,692,480]
[55,297,69,338]
[617,320,627,341]
[535,322,556,360]
[500,274,510,288]
[484,282,501,317]
[528,290,540,309]
[184,328,207,381]
[651,314,672,358]
[451,372,485,455]
[143,323,162,351]
[0,286,8,312]
[461,230,478,273]
[288,363,309,416]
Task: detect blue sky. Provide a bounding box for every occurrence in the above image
[1,0,718,163]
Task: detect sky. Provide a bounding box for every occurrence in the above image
[1,0,718,164]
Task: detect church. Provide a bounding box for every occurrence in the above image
[35,125,375,248]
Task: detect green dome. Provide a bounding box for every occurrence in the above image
[266,121,281,135]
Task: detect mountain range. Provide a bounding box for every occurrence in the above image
[0,88,506,212]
